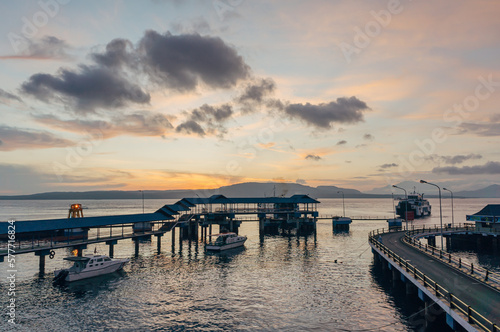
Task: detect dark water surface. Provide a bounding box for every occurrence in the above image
[1,198,498,331]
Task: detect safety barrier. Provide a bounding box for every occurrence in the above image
[369,227,499,332]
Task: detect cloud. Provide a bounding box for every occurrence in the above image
[21,65,150,113]
[296,179,307,184]
[425,153,482,165]
[305,154,321,161]
[337,140,347,145]
[0,125,74,151]
[432,161,500,175]
[363,133,374,141]
[379,163,398,171]
[284,96,370,129]
[137,30,250,91]
[21,30,251,113]
[0,36,71,60]
[442,154,482,165]
[237,78,276,104]
[91,38,137,69]
[175,120,206,136]
[458,122,500,137]
[0,89,22,104]
[34,111,173,138]
[176,103,233,137]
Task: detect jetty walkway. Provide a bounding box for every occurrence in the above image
[371,227,500,331]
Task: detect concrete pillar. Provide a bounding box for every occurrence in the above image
[156,234,163,254]
[106,240,117,258]
[134,238,139,257]
[171,227,176,251]
[35,250,51,276]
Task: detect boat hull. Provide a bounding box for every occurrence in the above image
[54,260,128,282]
[205,240,246,251]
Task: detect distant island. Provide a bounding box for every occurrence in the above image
[0,182,499,200]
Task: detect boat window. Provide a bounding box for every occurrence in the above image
[97,258,103,262]
[104,257,111,261]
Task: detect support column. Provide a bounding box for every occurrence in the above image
[106,240,117,258]
[134,238,140,257]
[171,227,176,252]
[35,250,51,276]
[156,234,163,254]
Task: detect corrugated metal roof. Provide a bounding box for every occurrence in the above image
[0,212,174,235]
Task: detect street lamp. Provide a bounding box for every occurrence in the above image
[443,187,454,227]
[420,180,443,249]
[392,185,408,230]
[337,191,345,217]
[139,190,144,214]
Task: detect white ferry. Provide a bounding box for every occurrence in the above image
[395,191,431,219]
[206,233,247,251]
[54,254,129,282]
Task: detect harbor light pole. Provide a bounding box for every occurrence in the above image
[392,185,408,230]
[139,190,144,214]
[337,191,345,217]
[420,180,443,249]
[443,187,454,227]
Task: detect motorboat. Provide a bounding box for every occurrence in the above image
[54,254,129,282]
[206,233,247,251]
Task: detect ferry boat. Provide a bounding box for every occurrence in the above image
[206,233,247,251]
[395,191,431,219]
[53,254,129,282]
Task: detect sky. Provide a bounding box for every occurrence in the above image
[0,0,499,195]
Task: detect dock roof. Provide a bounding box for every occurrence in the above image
[472,204,500,216]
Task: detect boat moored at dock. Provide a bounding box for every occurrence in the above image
[206,233,247,251]
[395,191,431,219]
[54,254,129,282]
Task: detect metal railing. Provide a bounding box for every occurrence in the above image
[369,228,499,332]
[403,224,500,289]
[0,222,173,256]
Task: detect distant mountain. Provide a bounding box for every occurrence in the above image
[364,181,431,196]
[0,182,375,200]
[455,185,500,198]
[365,182,500,198]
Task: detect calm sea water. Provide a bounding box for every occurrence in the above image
[0,198,498,331]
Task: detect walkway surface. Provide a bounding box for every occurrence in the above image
[380,231,500,324]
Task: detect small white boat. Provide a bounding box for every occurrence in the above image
[54,254,129,282]
[206,233,247,251]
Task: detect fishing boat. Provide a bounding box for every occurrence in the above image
[206,233,247,251]
[53,254,129,282]
[395,191,431,219]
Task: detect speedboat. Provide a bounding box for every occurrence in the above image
[54,254,129,282]
[206,233,247,251]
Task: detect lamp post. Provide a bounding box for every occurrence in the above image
[420,180,443,249]
[392,185,407,230]
[443,187,454,227]
[139,190,144,214]
[337,191,345,217]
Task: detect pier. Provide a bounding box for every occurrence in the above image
[370,225,500,331]
[0,194,319,274]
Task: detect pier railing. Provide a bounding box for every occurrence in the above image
[403,224,500,290]
[369,228,498,332]
[0,222,171,256]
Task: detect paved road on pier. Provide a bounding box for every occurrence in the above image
[380,231,500,324]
